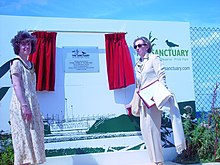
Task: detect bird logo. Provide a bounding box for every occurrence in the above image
[72,49,89,57]
[165,40,179,48]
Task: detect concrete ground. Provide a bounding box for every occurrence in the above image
[42,148,220,165]
[43,156,220,165]
[134,162,220,165]
[164,162,220,165]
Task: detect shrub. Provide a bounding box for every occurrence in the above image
[175,83,220,163]
[0,131,14,165]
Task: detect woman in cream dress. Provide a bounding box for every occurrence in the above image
[10,31,46,165]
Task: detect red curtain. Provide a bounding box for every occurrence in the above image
[105,33,135,90]
[29,31,57,91]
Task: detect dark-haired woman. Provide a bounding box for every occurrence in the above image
[10,30,46,165]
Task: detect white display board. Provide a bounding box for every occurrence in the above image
[0,15,194,164]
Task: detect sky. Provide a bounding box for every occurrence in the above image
[0,0,220,28]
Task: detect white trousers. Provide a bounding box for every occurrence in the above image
[140,105,163,163]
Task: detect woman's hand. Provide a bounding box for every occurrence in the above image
[125,104,132,116]
[21,105,32,121]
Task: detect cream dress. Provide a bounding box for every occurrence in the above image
[10,58,46,165]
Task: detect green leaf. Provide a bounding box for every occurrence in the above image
[148,31,152,40]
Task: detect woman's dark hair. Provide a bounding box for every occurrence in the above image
[133,36,152,53]
[10,31,37,55]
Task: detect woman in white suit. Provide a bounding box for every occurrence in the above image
[131,36,167,165]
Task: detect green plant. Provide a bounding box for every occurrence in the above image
[209,82,220,161]
[148,31,157,48]
[175,82,220,163]
[0,131,14,165]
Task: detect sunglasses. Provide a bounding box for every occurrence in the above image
[134,44,147,49]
